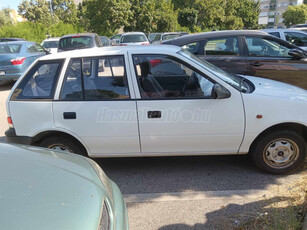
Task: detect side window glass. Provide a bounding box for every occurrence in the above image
[61,59,83,100]
[61,56,129,100]
[11,61,63,100]
[133,55,214,99]
[268,32,281,38]
[246,37,291,57]
[27,44,37,53]
[83,56,129,100]
[204,37,239,56]
[284,32,307,46]
[34,43,45,52]
[182,42,201,55]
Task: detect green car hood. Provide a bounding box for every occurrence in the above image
[0,143,107,230]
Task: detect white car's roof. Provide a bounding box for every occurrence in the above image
[121,32,146,36]
[39,45,181,60]
[262,29,307,34]
[42,37,60,42]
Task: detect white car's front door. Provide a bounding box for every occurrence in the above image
[53,55,140,156]
[131,53,245,155]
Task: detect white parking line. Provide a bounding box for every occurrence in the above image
[124,189,273,203]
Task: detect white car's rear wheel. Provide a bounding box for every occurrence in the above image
[40,136,86,156]
[251,130,306,174]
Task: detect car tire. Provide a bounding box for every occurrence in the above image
[251,130,306,174]
[40,136,86,156]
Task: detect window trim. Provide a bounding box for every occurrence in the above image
[59,55,131,101]
[132,54,217,100]
[10,59,65,101]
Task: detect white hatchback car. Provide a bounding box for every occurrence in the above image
[5,46,307,174]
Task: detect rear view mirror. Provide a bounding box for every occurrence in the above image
[288,49,304,60]
[212,84,231,99]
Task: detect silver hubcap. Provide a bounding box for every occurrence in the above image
[263,138,298,169]
[49,144,72,153]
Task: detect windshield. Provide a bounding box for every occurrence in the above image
[0,44,21,54]
[41,40,59,49]
[59,36,94,50]
[121,34,147,43]
[179,49,247,92]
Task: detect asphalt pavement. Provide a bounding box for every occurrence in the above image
[0,81,306,230]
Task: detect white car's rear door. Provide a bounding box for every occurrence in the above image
[53,54,140,156]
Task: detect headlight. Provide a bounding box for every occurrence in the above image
[86,158,113,201]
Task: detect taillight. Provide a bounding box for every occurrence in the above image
[141,42,150,45]
[7,117,13,125]
[11,57,26,65]
[120,44,127,46]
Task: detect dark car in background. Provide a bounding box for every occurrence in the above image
[163,30,307,90]
[0,38,26,42]
[58,33,103,52]
[0,41,47,81]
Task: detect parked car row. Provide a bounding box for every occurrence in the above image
[1,28,306,229]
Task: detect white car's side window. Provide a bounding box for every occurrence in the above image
[133,54,215,99]
[61,56,129,100]
[11,60,63,100]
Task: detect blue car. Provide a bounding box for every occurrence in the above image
[0,41,47,81]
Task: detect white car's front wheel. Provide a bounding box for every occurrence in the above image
[251,130,306,174]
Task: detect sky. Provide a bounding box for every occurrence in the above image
[0,0,22,11]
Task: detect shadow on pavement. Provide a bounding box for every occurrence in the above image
[158,196,300,230]
[0,80,15,91]
[94,155,291,195]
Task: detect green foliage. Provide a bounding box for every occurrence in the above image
[178,8,198,32]
[0,8,13,27]
[0,21,46,42]
[85,0,131,36]
[125,0,177,33]
[18,0,55,26]
[236,0,261,29]
[51,0,79,25]
[124,0,155,33]
[0,21,80,43]
[283,5,307,27]
[154,0,178,32]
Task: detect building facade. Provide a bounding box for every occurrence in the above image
[257,0,304,27]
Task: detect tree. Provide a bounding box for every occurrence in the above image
[178,8,198,32]
[283,4,307,27]
[236,0,260,29]
[51,0,78,25]
[18,0,54,26]
[124,0,156,33]
[84,0,131,36]
[0,8,13,27]
[153,0,178,32]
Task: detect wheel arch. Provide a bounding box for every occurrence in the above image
[249,122,307,153]
[31,130,88,156]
